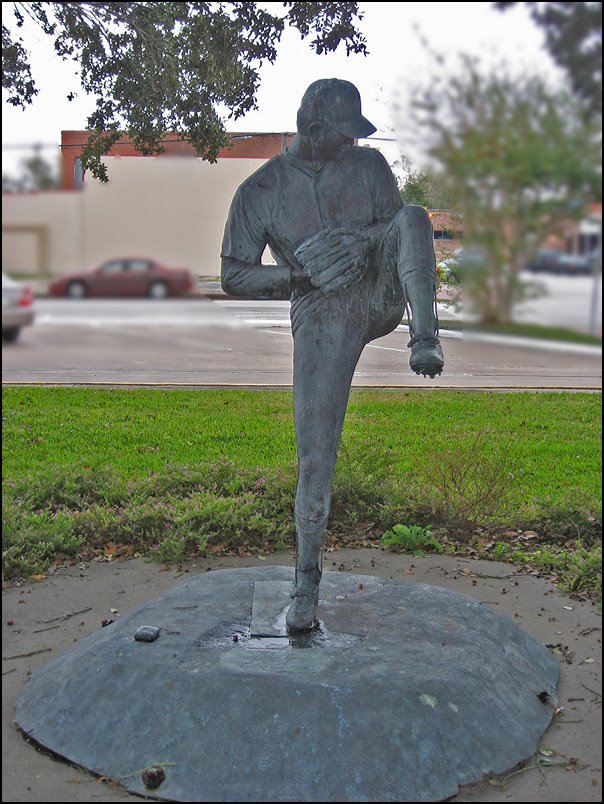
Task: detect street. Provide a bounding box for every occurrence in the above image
[2,293,601,389]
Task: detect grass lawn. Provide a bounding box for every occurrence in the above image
[2,387,601,599]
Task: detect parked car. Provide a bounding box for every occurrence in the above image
[526,250,594,275]
[48,258,196,299]
[2,273,35,343]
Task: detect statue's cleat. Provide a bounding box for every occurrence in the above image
[287,551,322,631]
[286,586,319,632]
[409,335,444,378]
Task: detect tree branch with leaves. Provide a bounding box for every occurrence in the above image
[2,2,367,181]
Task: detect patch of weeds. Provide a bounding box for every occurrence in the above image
[2,502,83,577]
[420,430,515,530]
[567,549,602,598]
[330,441,393,525]
[381,523,443,556]
[2,447,601,602]
[2,463,299,578]
[490,540,602,601]
[152,535,191,563]
[70,487,295,561]
[9,465,126,511]
[528,502,602,547]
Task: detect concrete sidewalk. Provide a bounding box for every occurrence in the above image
[2,549,601,802]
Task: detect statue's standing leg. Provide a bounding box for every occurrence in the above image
[389,205,444,378]
[286,305,365,631]
[285,206,444,631]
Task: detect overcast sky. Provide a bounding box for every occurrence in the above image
[2,1,559,176]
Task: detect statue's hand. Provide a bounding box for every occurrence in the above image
[294,228,371,294]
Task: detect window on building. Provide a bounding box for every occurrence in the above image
[433,230,454,240]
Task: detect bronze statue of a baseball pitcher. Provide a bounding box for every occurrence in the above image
[221,78,443,631]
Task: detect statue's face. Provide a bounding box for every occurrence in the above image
[308,122,353,162]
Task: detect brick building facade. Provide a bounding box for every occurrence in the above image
[60,131,294,190]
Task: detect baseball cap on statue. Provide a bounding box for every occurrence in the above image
[296,78,377,139]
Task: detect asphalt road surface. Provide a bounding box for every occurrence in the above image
[2,296,601,390]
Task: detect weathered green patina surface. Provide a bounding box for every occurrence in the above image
[221,79,444,629]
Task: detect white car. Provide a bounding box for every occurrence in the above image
[2,273,35,343]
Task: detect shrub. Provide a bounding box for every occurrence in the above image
[381,524,443,555]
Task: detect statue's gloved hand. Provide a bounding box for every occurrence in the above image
[294,228,371,294]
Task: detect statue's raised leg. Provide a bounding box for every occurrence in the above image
[389,205,444,378]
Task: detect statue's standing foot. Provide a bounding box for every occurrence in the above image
[409,335,444,378]
[286,565,321,632]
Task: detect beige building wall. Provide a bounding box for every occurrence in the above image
[2,155,269,278]
[82,156,269,276]
[2,192,81,276]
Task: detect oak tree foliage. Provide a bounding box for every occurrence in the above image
[2,2,367,181]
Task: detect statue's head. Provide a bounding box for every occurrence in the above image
[296,79,376,146]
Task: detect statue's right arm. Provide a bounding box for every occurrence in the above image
[221,182,310,300]
[221,257,307,301]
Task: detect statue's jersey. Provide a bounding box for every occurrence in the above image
[220,144,402,303]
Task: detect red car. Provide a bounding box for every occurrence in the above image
[48,258,196,299]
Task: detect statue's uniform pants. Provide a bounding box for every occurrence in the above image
[290,205,437,560]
